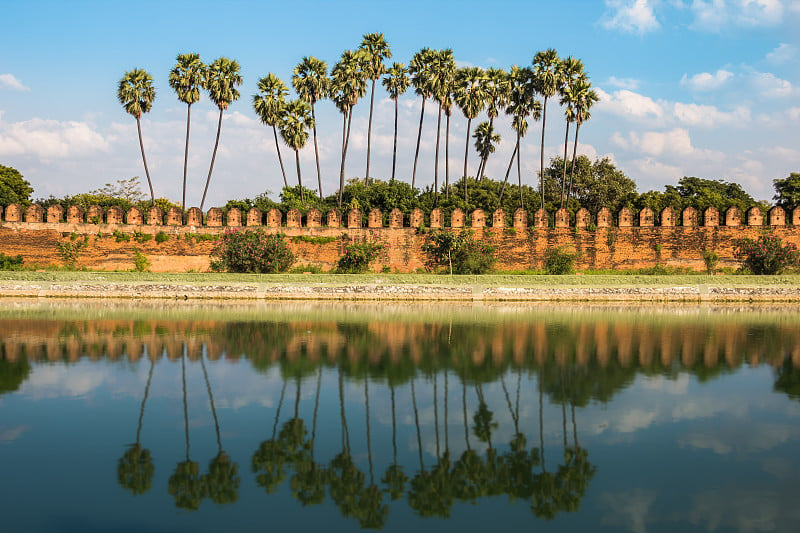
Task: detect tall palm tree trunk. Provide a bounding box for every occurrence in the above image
[499,139,519,202]
[181,104,192,210]
[445,113,451,199]
[365,79,376,185]
[463,117,472,202]
[200,109,224,211]
[539,97,549,210]
[434,104,442,206]
[560,121,571,208]
[273,125,288,188]
[391,98,399,182]
[412,98,426,188]
[295,150,305,203]
[136,117,155,204]
[338,111,348,207]
[567,121,582,202]
[311,103,323,199]
[517,134,524,209]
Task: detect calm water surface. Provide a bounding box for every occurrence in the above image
[1,300,799,532]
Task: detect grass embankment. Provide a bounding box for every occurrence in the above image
[1,270,799,287]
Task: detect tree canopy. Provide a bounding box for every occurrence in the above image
[0,165,33,206]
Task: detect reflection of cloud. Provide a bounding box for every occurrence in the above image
[600,488,657,533]
[689,488,800,533]
[642,374,689,395]
[0,425,30,444]
[679,422,796,455]
[618,408,658,433]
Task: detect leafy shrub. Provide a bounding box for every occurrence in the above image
[703,250,719,275]
[292,235,338,245]
[422,230,496,274]
[113,230,131,242]
[57,236,89,269]
[734,234,800,275]
[132,250,150,272]
[544,247,577,275]
[155,232,169,244]
[0,253,24,270]
[210,229,295,273]
[133,231,152,244]
[336,240,385,273]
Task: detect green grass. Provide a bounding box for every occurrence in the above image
[1,270,799,286]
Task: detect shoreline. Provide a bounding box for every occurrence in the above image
[3,279,800,301]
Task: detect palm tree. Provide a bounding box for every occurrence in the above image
[533,49,562,208]
[279,99,315,204]
[453,67,487,201]
[254,73,290,190]
[169,53,206,210]
[117,69,156,204]
[479,68,509,179]
[558,57,585,208]
[200,57,242,211]
[500,66,541,207]
[566,79,599,202]
[359,33,392,185]
[382,63,410,182]
[409,48,435,188]
[429,49,456,205]
[473,121,501,180]
[292,57,329,200]
[331,50,368,207]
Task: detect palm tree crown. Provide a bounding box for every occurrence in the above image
[382,62,410,99]
[204,57,242,111]
[254,74,289,126]
[280,100,315,151]
[169,53,205,105]
[292,56,329,106]
[360,33,392,82]
[117,68,155,119]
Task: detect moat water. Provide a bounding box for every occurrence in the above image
[1,301,799,532]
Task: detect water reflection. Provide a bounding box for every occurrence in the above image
[1,302,800,531]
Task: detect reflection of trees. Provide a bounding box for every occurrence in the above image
[0,354,31,395]
[117,356,155,495]
[774,356,800,400]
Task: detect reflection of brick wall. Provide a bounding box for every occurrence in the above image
[1,203,799,272]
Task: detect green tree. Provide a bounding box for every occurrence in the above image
[773,172,800,210]
[479,68,509,180]
[564,78,598,201]
[429,49,456,205]
[254,73,290,188]
[382,62,410,182]
[279,100,315,204]
[169,53,206,210]
[331,50,368,207]
[409,48,435,188]
[200,57,242,211]
[422,229,496,274]
[359,33,392,185]
[557,57,585,208]
[544,156,637,214]
[473,121,501,180]
[0,165,33,206]
[453,67,487,201]
[500,66,540,207]
[117,68,156,204]
[293,57,329,200]
[533,49,562,208]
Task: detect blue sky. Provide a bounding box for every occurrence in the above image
[1,0,798,206]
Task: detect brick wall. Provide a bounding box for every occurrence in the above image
[1,203,798,272]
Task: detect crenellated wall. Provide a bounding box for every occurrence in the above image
[1,203,799,272]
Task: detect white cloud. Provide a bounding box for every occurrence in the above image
[750,71,795,98]
[614,127,723,160]
[680,69,734,91]
[602,0,661,34]
[606,76,641,90]
[690,0,784,31]
[673,102,750,127]
[766,43,797,64]
[0,117,109,158]
[0,74,29,91]
[596,88,665,121]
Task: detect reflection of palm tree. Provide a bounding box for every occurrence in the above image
[200,353,239,504]
[774,357,800,400]
[472,385,497,450]
[381,381,408,500]
[252,380,288,494]
[168,350,206,510]
[117,357,155,495]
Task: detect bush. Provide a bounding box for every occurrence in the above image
[0,253,24,270]
[703,250,719,275]
[544,247,577,275]
[734,234,800,275]
[132,250,150,272]
[155,232,169,244]
[336,240,385,273]
[210,229,295,273]
[422,230,496,274]
[56,236,88,269]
